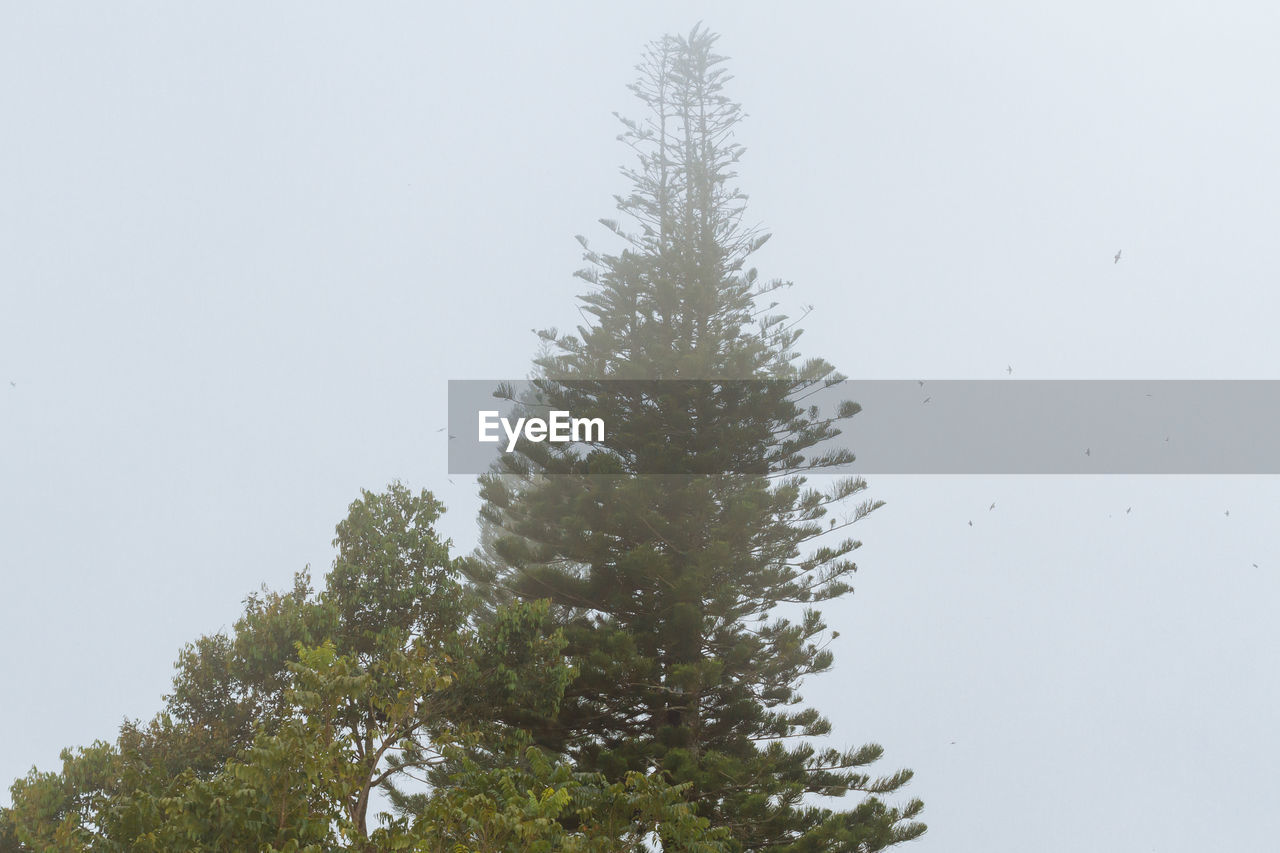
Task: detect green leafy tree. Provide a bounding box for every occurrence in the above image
[475,26,925,851]
[139,641,457,852]
[4,484,466,849]
[0,807,18,852]
[4,611,723,852]
[4,741,121,851]
[4,485,725,851]
[141,484,466,837]
[414,733,727,853]
[8,641,452,852]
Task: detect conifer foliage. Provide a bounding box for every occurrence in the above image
[477,25,926,852]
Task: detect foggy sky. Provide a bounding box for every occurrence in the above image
[2,4,1278,851]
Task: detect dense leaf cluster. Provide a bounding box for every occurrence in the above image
[4,486,721,852]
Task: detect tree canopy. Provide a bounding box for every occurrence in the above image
[3,485,723,851]
[473,24,924,852]
[4,25,923,853]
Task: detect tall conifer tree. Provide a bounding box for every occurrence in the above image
[475,26,925,851]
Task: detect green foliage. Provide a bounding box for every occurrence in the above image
[4,741,120,850]
[414,734,727,852]
[325,484,465,660]
[5,27,927,853]
[475,25,926,851]
[5,484,724,851]
[130,641,452,852]
[0,807,18,852]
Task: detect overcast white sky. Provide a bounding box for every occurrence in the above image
[2,3,1278,850]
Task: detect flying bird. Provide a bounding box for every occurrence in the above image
[1006,365,1013,375]
[1126,507,1131,514]
[1085,448,1091,456]
[1252,563,1259,568]
[923,396,932,404]
[1225,510,1230,517]
[1114,250,1122,264]
[989,502,995,510]
[968,520,973,527]
[918,380,925,387]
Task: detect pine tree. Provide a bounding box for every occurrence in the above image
[475,25,925,852]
